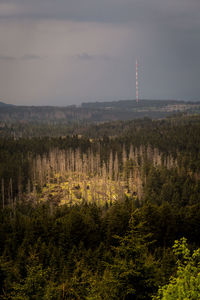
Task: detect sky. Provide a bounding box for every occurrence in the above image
[0,0,200,106]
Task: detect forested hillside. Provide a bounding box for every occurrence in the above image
[0,99,200,125]
[1,115,200,299]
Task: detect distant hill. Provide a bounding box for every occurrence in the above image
[0,99,200,123]
[81,99,185,108]
[0,101,13,107]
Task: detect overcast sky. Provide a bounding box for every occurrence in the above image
[0,0,200,106]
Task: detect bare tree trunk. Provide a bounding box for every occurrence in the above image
[114,153,119,181]
[27,179,31,200]
[18,173,22,205]
[1,178,5,209]
[109,151,113,180]
[8,178,13,207]
[122,144,127,181]
[129,144,134,160]
[83,181,88,203]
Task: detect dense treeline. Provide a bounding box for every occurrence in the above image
[1,200,200,299]
[1,115,200,207]
[1,113,200,139]
[1,115,200,298]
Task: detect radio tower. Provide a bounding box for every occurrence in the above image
[136,59,139,103]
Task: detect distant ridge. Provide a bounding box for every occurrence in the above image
[81,99,186,108]
[0,99,200,123]
[0,101,13,107]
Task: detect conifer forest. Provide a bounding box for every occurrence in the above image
[1,113,200,299]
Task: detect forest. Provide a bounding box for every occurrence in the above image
[1,99,200,124]
[1,114,200,299]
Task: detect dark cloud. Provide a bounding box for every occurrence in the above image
[0,0,200,104]
[0,55,16,60]
[21,54,43,60]
[0,54,43,61]
[0,0,199,26]
[76,53,111,61]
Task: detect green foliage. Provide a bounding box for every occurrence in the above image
[1,197,200,298]
[2,115,200,299]
[8,254,49,300]
[87,215,159,300]
[153,238,200,300]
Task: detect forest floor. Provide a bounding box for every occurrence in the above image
[38,172,137,206]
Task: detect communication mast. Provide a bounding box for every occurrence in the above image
[136,59,139,103]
